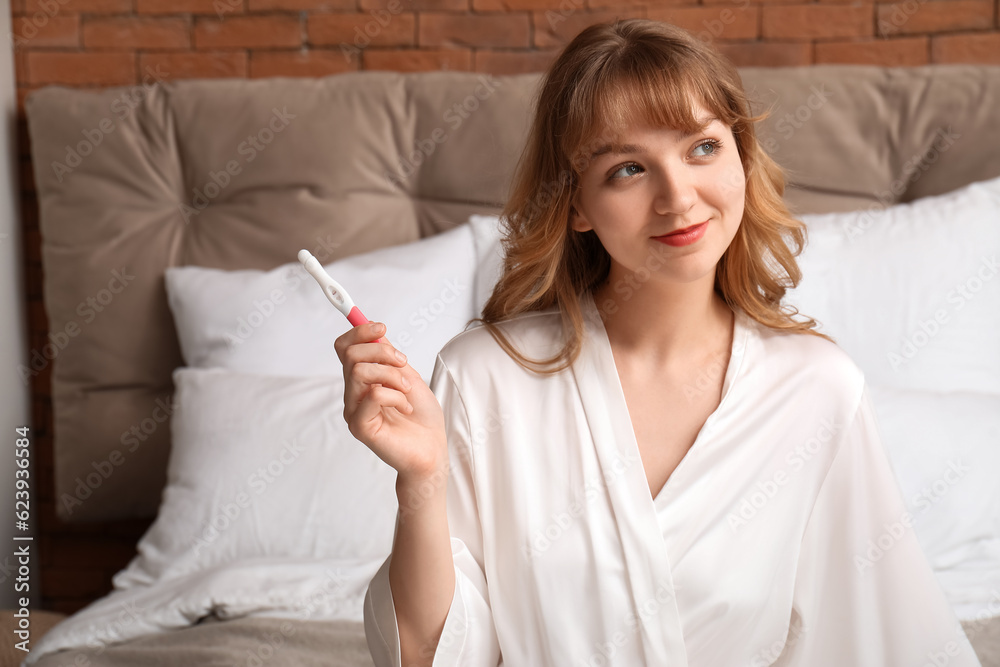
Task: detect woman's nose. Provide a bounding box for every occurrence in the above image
[652,164,698,215]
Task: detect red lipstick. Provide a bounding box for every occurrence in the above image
[653,220,709,247]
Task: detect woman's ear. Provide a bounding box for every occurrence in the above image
[569,196,592,233]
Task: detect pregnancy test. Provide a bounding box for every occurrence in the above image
[297,249,382,343]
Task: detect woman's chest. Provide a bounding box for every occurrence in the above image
[471,375,819,665]
[620,367,726,501]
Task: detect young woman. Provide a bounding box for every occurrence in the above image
[336,18,981,667]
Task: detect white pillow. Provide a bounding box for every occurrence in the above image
[867,384,1000,621]
[166,217,498,383]
[780,178,1000,624]
[468,213,505,312]
[783,175,1000,394]
[24,366,391,660]
[110,215,504,629]
[114,367,398,602]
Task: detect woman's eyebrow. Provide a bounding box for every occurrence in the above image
[589,142,646,160]
[587,116,719,161]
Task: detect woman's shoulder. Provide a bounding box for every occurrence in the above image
[746,310,866,406]
[436,304,565,374]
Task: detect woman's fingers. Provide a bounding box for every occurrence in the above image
[335,321,389,363]
[339,322,413,427]
[336,320,448,479]
[348,359,412,402]
[353,382,414,425]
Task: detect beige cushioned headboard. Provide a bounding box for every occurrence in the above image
[25,66,1000,522]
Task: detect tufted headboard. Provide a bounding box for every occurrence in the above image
[24,65,1000,522]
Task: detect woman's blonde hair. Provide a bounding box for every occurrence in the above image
[469,17,833,374]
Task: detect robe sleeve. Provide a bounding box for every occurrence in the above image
[774,383,982,667]
[363,353,503,667]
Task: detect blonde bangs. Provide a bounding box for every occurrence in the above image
[564,52,740,173]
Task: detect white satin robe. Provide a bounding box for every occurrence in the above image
[364,290,981,667]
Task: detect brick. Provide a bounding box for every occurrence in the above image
[28,356,50,394]
[419,13,530,48]
[14,51,28,83]
[27,52,135,86]
[16,89,34,118]
[363,0,466,9]
[27,332,52,358]
[877,0,992,37]
[363,47,472,71]
[816,36,928,64]
[29,300,48,333]
[9,15,79,48]
[21,206,42,243]
[250,49,359,76]
[762,4,873,40]
[474,48,558,74]
[20,160,35,194]
[195,14,302,49]
[474,0,568,10]
[25,270,42,304]
[29,380,50,412]
[647,5,759,42]
[83,17,191,49]
[532,8,643,49]
[587,0,671,8]
[37,476,51,510]
[33,416,50,447]
[25,0,131,12]
[703,0,796,4]
[716,41,812,66]
[19,192,38,226]
[26,263,44,301]
[250,0,353,8]
[138,0,244,13]
[309,12,416,48]
[39,535,53,568]
[139,51,248,79]
[17,121,31,158]
[37,499,57,526]
[31,398,50,443]
[932,32,1000,62]
[37,463,54,500]
[32,460,59,500]
[23,227,41,262]
[31,381,49,404]
[28,330,47,351]
[32,429,51,455]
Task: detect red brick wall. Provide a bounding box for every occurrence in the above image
[11,0,1000,614]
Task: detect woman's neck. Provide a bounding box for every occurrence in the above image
[591,275,734,373]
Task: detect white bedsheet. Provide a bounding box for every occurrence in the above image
[23,557,380,665]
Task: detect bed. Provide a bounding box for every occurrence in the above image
[15,64,1000,666]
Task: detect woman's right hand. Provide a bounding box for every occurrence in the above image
[335,321,448,485]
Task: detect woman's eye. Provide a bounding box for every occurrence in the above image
[609,163,642,180]
[693,139,722,157]
[606,140,722,181]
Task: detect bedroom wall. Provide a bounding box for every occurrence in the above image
[8,0,1000,614]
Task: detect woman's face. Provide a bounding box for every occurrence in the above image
[569,98,746,288]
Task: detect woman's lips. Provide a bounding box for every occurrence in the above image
[653,220,709,247]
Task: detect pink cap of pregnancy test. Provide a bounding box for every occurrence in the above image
[297,248,383,344]
[347,306,383,344]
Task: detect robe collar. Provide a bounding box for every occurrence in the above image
[570,289,752,665]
